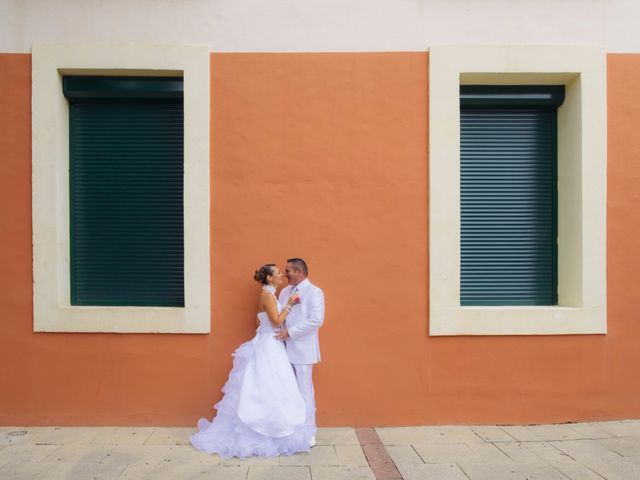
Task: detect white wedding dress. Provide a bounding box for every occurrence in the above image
[191,285,311,458]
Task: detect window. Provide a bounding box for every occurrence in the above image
[429,46,606,336]
[460,85,564,306]
[32,43,210,333]
[64,76,185,307]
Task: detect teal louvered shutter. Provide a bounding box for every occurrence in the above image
[63,76,184,307]
[460,86,564,306]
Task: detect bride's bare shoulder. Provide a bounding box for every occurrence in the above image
[260,289,276,302]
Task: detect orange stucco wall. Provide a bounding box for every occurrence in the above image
[0,52,639,426]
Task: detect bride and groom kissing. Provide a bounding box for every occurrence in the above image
[191,258,325,459]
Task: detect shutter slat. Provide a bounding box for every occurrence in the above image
[69,95,184,307]
[460,106,557,306]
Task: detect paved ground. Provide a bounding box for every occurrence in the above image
[1,421,639,479]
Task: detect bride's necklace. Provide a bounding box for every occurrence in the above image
[263,284,276,294]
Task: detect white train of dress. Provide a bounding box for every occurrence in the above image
[191,292,310,458]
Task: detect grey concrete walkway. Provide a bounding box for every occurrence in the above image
[1,421,639,479]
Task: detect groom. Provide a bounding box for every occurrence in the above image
[275,258,325,447]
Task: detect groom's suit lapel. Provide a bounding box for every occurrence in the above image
[287,279,310,326]
[295,279,311,297]
[295,280,311,313]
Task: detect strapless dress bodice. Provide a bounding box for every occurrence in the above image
[256,311,275,333]
[256,300,283,333]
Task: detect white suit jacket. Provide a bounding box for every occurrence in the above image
[278,278,324,365]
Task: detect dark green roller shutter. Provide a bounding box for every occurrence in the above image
[64,77,184,307]
[460,86,564,306]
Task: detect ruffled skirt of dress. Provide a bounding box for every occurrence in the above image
[191,334,312,459]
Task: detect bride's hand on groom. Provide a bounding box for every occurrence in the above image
[287,293,301,306]
[274,328,289,341]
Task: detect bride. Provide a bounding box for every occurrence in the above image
[191,264,313,458]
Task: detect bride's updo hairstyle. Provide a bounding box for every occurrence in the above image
[253,264,276,285]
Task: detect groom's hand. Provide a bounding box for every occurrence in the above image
[274,328,289,341]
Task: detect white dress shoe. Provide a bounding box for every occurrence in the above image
[309,435,316,447]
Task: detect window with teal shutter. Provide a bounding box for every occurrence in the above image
[460,85,564,306]
[63,76,184,307]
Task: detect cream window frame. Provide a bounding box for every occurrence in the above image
[429,46,607,336]
[32,43,211,333]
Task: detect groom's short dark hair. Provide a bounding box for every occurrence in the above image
[287,258,308,276]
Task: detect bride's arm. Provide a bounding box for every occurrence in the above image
[262,292,296,326]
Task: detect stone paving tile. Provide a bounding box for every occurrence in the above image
[111,446,225,479]
[550,438,626,466]
[103,443,153,462]
[41,443,114,464]
[279,446,340,466]
[34,458,126,480]
[555,462,604,480]
[144,427,194,445]
[0,443,61,465]
[8,426,100,445]
[421,426,486,444]
[0,459,56,480]
[0,428,32,446]
[376,425,484,445]
[413,441,512,465]
[222,455,280,466]
[2,424,639,479]
[564,422,615,439]
[248,465,311,479]
[310,465,375,479]
[40,427,108,445]
[585,460,640,480]
[518,441,584,463]
[119,461,247,480]
[361,443,402,480]
[0,436,19,447]
[458,462,568,480]
[99,444,226,480]
[0,427,48,446]
[415,443,479,464]
[396,463,469,480]
[550,461,607,480]
[385,444,425,466]
[589,420,640,438]
[501,423,592,442]
[375,426,429,445]
[354,428,381,446]
[496,441,605,479]
[471,425,516,443]
[315,428,360,446]
[107,444,221,466]
[89,426,156,445]
[598,436,640,457]
[355,427,402,479]
[547,438,640,478]
[184,466,249,480]
[492,442,549,465]
[1,452,126,480]
[334,445,368,466]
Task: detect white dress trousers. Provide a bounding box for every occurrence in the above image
[279,278,325,431]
